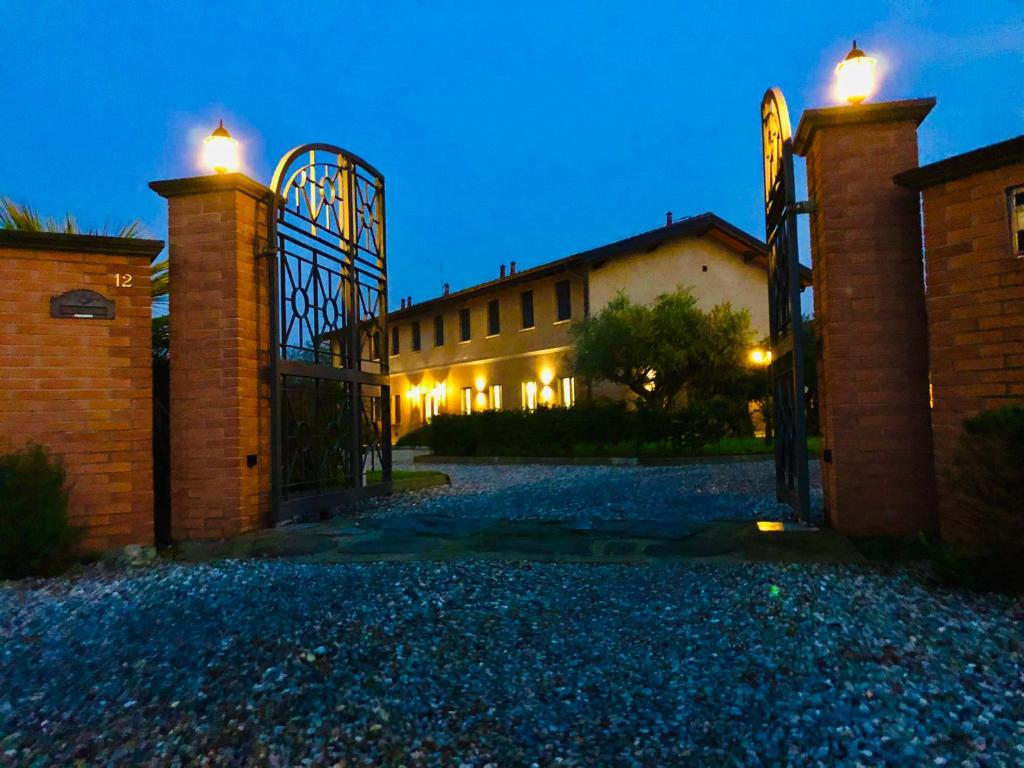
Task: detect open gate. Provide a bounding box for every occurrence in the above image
[268,144,391,523]
[760,88,813,523]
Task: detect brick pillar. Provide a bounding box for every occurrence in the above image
[150,174,273,540]
[794,99,938,536]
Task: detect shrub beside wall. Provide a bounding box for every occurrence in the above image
[0,445,78,579]
[942,406,1024,589]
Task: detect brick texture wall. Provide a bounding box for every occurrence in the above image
[0,232,162,551]
[920,161,1024,539]
[797,103,937,536]
[151,175,273,540]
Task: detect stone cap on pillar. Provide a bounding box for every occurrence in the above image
[149,172,273,202]
[793,98,936,157]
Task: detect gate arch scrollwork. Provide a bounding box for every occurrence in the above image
[268,144,391,522]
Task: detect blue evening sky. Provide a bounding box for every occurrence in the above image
[2,1,1021,313]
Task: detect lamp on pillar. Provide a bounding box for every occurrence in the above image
[834,40,878,105]
[202,120,240,174]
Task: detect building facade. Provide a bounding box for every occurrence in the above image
[387,212,802,440]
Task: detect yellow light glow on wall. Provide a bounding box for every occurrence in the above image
[539,368,554,386]
[475,391,488,408]
[475,376,486,392]
[834,40,878,105]
[540,385,555,404]
[202,120,239,174]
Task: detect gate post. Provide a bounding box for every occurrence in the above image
[150,174,273,540]
[793,99,938,536]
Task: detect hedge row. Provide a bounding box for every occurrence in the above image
[395,400,740,457]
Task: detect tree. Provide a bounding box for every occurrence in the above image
[570,286,753,411]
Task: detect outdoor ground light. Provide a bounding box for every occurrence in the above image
[203,120,239,174]
[834,40,878,105]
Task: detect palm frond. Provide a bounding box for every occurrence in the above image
[0,197,44,231]
[0,196,144,238]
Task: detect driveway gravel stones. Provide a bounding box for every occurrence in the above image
[357,458,823,524]
[2,560,1022,766]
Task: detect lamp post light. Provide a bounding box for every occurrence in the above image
[834,40,878,105]
[749,348,773,445]
[202,119,240,174]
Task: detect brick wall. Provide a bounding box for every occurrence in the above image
[150,174,273,540]
[0,231,162,551]
[795,101,937,536]
[919,161,1024,536]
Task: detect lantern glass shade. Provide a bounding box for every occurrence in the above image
[834,41,877,105]
[203,120,239,174]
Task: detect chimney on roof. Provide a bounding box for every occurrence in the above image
[400,298,406,309]
[666,211,673,227]
[499,264,506,278]
[443,283,450,296]
[407,295,412,306]
[510,260,517,275]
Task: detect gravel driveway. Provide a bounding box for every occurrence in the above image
[3,462,1022,766]
[2,560,1022,766]
[357,454,823,524]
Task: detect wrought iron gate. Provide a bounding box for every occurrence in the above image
[760,88,812,523]
[269,144,391,523]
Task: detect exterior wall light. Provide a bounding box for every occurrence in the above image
[203,120,240,174]
[475,375,487,392]
[539,368,554,386]
[540,385,555,404]
[834,40,878,105]
[749,348,773,366]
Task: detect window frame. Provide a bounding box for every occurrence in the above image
[1009,185,1024,258]
[555,280,572,322]
[460,387,473,415]
[390,325,400,356]
[434,315,445,347]
[459,307,471,342]
[489,384,503,410]
[393,393,402,424]
[520,290,535,330]
[411,321,421,351]
[487,299,500,336]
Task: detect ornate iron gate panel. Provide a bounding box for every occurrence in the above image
[761,88,812,523]
[269,144,391,523]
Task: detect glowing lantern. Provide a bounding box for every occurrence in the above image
[834,40,878,105]
[202,120,239,174]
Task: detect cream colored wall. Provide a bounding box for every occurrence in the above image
[388,270,585,440]
[587,236,769,338]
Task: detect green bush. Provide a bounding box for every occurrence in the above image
[0,444,78,579]
[943,406,1024,591]
[403,401,728,458]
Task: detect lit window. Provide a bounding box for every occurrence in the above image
[522,381,537,411]
[1011,186,1024,257]
[560,376,575,407]
[489,384,503,410]
[461,387,472,415]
